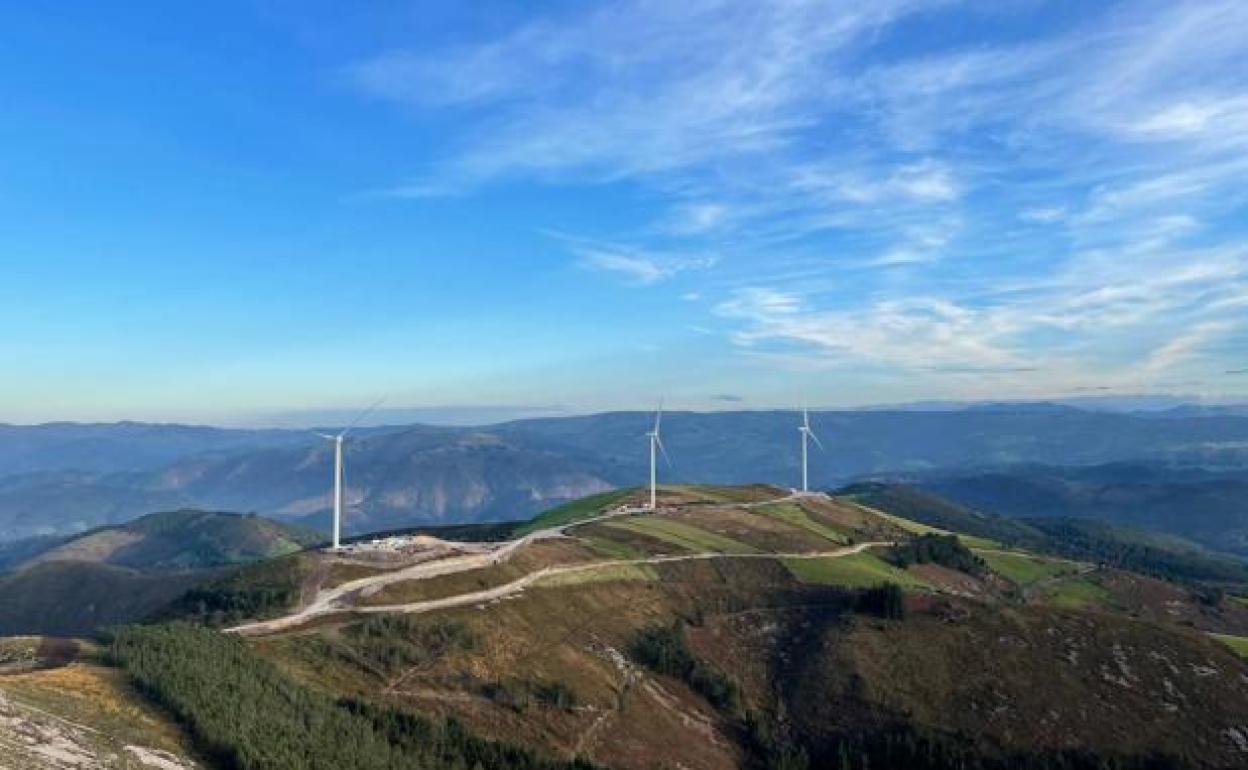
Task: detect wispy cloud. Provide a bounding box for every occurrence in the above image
[578,250,715,285]
[1020,206,1067,224]
[348,1,926,184]
[551,230,718,285]
[1140,322,1233,375]
[344,0,1248,398]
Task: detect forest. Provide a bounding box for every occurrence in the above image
[107,623,595,770]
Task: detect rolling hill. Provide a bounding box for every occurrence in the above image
[19,509,322,571]
[0,562,205,637]
[0,510,320,636]
[842,482,1248,584]
[907,463,1248,558]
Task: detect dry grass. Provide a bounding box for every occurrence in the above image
[536,564,659,587]
[359,562,530,606]
[806,497,917,542]
[0,661,200,767]
[751,502,849,544]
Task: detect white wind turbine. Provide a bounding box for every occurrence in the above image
[798,406,824,494]
[315,397,385,550]
[646,402,671,510]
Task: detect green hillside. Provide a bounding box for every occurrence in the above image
[843,482,1248,585]
[839,482,1045,546]
[514,488,635,534]
[0,562,202,636]
[23,510,322,571]
[0,510,322,636]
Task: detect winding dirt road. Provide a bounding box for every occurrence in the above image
[227,538,886,636]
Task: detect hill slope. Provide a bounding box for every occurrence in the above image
[21,510,322,571]
[0,511,321,636]
[842,482,1248,584]
[0,636,202,769]
[913,463,1248,558]
[0,562,204,637]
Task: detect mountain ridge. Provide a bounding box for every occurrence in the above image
[6,408,1248,543]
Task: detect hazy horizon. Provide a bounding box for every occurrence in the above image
[5,392,1248,430]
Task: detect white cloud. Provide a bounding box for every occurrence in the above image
[1020,206,1067,224]
[1140,322,1234,374]
[1133,102,1223,137]
[348,1,930,184]
[663,202,731,235]
[791,159,961,206]
[716,235,1248,382]
[575,246,717,285]
[717,290,1019,370]
[871,219,960,267]
[579,252,671,284]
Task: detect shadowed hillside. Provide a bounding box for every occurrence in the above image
[0,511,320,636]
[908,463,1248,558]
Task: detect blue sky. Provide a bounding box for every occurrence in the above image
[2,1,1247,424]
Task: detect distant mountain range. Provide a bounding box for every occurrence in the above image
[4,406,1248,543]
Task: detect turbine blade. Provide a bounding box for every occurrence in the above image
[654,398,664,434]
[809,428,826,451]
[656,434,673,467]
[341,395,387,437]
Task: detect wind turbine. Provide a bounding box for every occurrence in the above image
[315,397,385,550]
[646,402,671,510]
[798,406,824,493]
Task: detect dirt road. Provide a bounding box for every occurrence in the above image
[228,539,886,636]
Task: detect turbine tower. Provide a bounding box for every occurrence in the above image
[798,406,824,493]
[646,402,671,510]
[316,397,385,550]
